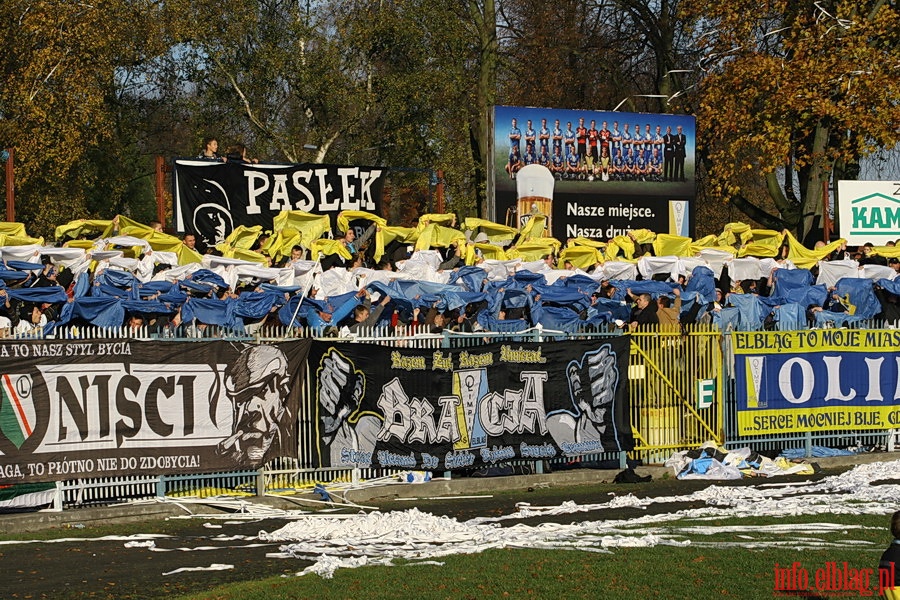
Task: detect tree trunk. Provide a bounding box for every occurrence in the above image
[800,121,831,242]
[472,0,496,218]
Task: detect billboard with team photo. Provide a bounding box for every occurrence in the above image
[492,105,696,241]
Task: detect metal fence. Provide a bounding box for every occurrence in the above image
[18,323,896,509]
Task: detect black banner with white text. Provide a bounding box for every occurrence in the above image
[0,340,310,484]
[310,338,633,471]
[173,160,385,249]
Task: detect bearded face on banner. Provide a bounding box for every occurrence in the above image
[217,345,292,464]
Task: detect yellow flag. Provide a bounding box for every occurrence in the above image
[219,247,269,266]
[462,217,518,243]
[0,233,44,247]
[691,242,738,256]
[558,245,601,269]
[0,222,27,237]
[62,239,95,250]
[312,238,353,260]
[605,235,636,260]
[629,228,657,244]
[260,229,302,263]
[272,211,331,242]
[337,210,387,234]
[416,213,458,230]
[115,215,158,238]
[224,225,264,250]
[508,238,561,262]
[691,234,721,248]
[783,231,845,268]
[519,214,548,239]
[414,223,467,251]
[54,219,112,241]
[381,226,418,246]
[718,222,753,246]
[737,229,783,258]
[871,246,900,258]
[653,233,692,257]
[465,242,507,264]
[568,237,607,250]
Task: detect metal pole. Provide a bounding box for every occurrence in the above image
[283,259,321,337]
[5,147,14,222]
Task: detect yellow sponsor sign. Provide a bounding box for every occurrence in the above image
[733,329,900,354]
[738,405,900,435]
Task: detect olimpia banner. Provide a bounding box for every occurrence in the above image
[309,338,634,471]
[734,330,900,435]
[0,340,310,484]
[173,160,386,249]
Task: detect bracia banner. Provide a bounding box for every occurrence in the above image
[0,340,311,484]
[734,330,900,435]
[173,160,385,249]
[309,337,633,471]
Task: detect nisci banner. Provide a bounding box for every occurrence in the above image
[0,340,310,484]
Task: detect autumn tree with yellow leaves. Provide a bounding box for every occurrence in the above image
[683,0,900,242]
[1,0,897,239]
[0,1,169,234]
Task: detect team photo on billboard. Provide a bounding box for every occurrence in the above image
[493,105,696,240]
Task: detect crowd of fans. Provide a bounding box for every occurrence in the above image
[1,213,899,339]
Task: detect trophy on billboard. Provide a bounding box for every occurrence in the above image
[514,164,554,237]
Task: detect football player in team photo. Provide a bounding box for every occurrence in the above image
[504,112,688,183]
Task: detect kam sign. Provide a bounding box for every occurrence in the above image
[837,180,900,245]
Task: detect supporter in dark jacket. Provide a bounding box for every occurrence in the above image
[627,290,658,329]
[879,511,900,590]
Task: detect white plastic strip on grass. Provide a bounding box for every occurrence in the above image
[162,563,234,576]
[146,540,275,552]
[0,534,170,547]
[476,458,900,523]
[261,459,900,578]
[262,506,691,578]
